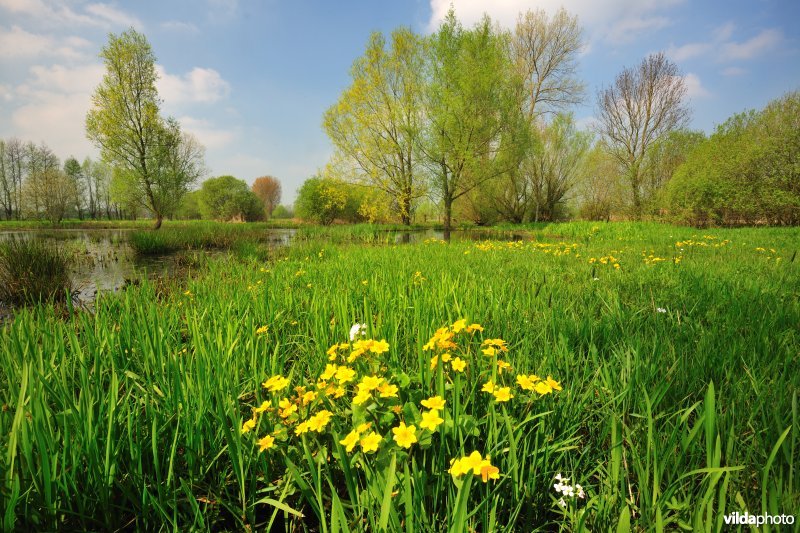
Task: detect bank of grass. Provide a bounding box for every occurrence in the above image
[0,238,72,305]
[127,221,299,254]
[1,222,798,531]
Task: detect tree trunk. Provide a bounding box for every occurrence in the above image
[400,195,411,225]
[153,213,163,229]
[443,197,452,242]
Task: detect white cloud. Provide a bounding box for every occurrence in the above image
[721,66,746,76]
[0,0,141,29]
[606,16,670,45]
[178,116,235,149]
[156,65,231,105]
[0,25,90,60]
[666,41,710,62]
[8,62,105,158]
[84,3,142,29]
[426,0,683,44]
[667,24,783,64]
[161,20,200,34]
[721,28,783,60]
[0,83,12,102]
[682,73,710,99]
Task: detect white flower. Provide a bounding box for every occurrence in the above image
[557,497,567,508]
[656,307,667,313]
[576,484,585,499]
[349,323,367,341]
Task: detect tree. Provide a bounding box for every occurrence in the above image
[198,175,263,221]
[595,52,689,217]
[294,177,350,225]
[86,29,204,228]
[524,113,591,221]
[420,11,523,236]
[63,157,86,219]
[667,91,800,226]
[575,141,626,220]
[490,8,585,223]
[324,29,426,224]
[1,138,25,219]
[640,129,705,213]
[251,175,282,219]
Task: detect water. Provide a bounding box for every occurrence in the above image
[0,227,524,313]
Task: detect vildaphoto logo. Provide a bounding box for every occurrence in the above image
[723,512,795,526]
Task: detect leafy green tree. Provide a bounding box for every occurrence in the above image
[63,157,86,219]
[420,11,523,235]
[86,29,204,228]
[175,190,203,220]
[324,29,426,224]
[575,141,626,220]
[198,175,263,221]
[294,177,353,225]
[667,91,800,226]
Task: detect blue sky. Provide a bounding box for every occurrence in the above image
[1,0,798,202]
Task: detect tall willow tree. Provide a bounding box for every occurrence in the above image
[324,29,425,225]
[86,29,204,228]
[420,11,523,235]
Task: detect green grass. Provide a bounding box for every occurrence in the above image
[1,222,798,531]
[0,238,73,305]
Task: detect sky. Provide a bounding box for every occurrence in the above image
[1,0,798,203]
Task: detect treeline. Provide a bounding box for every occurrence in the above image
[0,138,129,222]
[175,175,287,222]
[296,7,798,228]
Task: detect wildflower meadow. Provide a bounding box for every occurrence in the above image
[1,221,798,531]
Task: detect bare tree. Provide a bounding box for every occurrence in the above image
[595,52,690,217]
[251,175,282,218]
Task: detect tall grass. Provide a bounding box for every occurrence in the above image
[1,223,798,530]
[0,238,72,305]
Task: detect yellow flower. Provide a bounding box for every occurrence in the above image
[257,434,275,452]
[493,387,514,402]
[253,400,271,414]
[340,430,360,452]
[241,417,256,434]
[294,421,310,436]
[451,319,467,332]
[301,391,317,405]
[360,431,382,453]
[419,409,444,431]
[516,374,539,391]
[353,388,372,406]
[421,396,446,410]
[278,398,298,418]
[534,381,553,395]
[430,355,441,370]
[545,376,562,391]
[466,323,484,333]
[333,386,346,398]
[255,325,269,335]
[448,457,467,477]
[359,375,384,391]
[481,380,495,394]
[497,360,512,374]
[326,345,338,358]
[482,346,498,357]
[378,382,398,398]
[335,366,356,383]
[307,410,333,432]
[262,375,290,392]
[392,422,418,449]
[451,357,467,372]
[356,422,372,433]
[370,339,390,354]
[478,457,500,482]
[462,451,484,475]
[320,364,338,380]
[440,353,452,363]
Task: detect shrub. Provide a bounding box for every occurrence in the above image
[0,238,72,305]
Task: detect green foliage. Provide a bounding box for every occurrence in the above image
[294,177,365,225]
[271,204,293,219]
[1,222,798,530]
[667,91,800,226]
[0,238,72,304]
[174,190,203,220]
[198,175,263,222]
[86,30,204,227]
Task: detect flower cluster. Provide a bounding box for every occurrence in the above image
[553,473,585,508]
[241,319,564,490]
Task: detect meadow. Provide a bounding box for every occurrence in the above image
[0,221,798,531]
